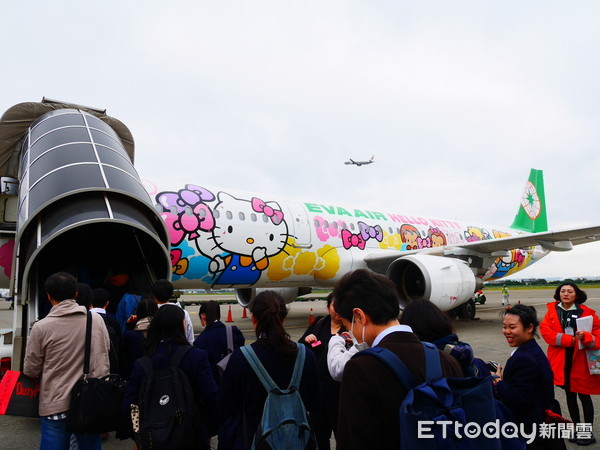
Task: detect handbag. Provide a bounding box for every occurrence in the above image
[0,370,40,417]
[216,324,234,376]
[585,349,600,375]
[66,311,126,434]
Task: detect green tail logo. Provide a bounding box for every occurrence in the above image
[510,169,548,233]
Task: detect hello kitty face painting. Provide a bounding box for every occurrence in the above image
[205,193,290,286]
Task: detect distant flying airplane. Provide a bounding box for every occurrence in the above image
[2,99,600,371]
[345,155,375,166]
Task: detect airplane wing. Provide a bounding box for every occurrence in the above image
[364,225,600,273]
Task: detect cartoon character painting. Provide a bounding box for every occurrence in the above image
[156,186,290,287]
[400,224,420,250]
[428,227,447,247]
[194,193,290,286]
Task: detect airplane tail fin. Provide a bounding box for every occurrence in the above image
[510,168,548,233]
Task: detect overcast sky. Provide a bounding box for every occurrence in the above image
[2,1,600,279]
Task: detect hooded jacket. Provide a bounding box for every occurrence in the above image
[24,299,110,416]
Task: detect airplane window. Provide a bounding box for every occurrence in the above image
[185,206,193,215]
[239,212,245,221]
[332,222,338,229]
[226,211,233,220]
[314,218,320,227]
[251,213,257,222]
[396,227,401,234]
[340,221,348,230]
[389,227,393,234]
[214,210,220,219]
[170,206,177,215]
[350,223,355,231]
[198,208,206,218]
[324,220,329,228]
[154,204,162,213]
[263,215,269,223]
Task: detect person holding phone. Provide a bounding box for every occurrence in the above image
[298,294,346,449]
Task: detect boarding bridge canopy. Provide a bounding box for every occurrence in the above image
[0,99,134,178]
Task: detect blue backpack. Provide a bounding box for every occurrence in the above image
[241,344,317,450]
[353,343,525,450]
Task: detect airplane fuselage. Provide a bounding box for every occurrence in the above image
[145,182,549,293]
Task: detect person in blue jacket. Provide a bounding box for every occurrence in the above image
[194,300,245,383]
[217,291,320,450]
[124,305,218,448]
[494,304,565,449]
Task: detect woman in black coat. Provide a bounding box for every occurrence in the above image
[298,294,345,449]
[124,305,218,449]
[494,304,565,450]
[218,291,320,450]
[193,300,245,383]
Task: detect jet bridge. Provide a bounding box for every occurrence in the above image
[0,99,171,369]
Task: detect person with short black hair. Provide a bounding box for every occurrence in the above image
[193,300,245,384]
[494,304,564,449]
[24,272,110,449]
[299,293,346,449]
[334,270,462,449]
[152,279,194,344]
[90,287,122,374]
[540,282,600,445]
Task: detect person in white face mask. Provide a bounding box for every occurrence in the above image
[334,269,463,450]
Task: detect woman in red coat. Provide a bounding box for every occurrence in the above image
[540,282,600,446]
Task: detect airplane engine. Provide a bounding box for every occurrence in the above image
[235,287,312,307]
[386,255,477,315]
[1,102,171,368]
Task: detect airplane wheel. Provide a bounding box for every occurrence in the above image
[458,299,476,320]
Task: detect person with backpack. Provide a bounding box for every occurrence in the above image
[217,290,320,450]
[90,287,123,374]
[194,300,245,384]
[123,304,218,449]
[116,274,149,335]
[399,298,491,377]
[122,295,158,379]
[494,304,566,449]
[334,270,463,450]
[298,293,346,449]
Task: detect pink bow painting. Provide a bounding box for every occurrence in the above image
[341,229,366,250]
[251,197,284,225]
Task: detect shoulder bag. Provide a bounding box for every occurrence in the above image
[66,311,127,433]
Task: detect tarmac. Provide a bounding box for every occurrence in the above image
[0,289,599,449]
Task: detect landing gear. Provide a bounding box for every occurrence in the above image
[456,299,476,320]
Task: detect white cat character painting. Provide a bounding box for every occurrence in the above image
[155,185,291,287]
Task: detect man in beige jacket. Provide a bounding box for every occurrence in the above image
[24,272,110,449]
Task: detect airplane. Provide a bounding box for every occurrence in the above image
[1,98,600,370]
[344,155,375,166]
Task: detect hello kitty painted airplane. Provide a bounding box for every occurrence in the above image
[3,99,600,370]
[147,168,600,321]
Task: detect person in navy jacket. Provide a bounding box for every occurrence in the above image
[193,300,245,383]
[494,304,565,449]
[217,291,320,450]
[124,305,218,448]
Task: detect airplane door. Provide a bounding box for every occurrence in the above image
[284,200,312,248]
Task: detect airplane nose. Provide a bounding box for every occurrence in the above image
[247,238,254,244]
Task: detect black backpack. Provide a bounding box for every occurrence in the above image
[137,346,201,449]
